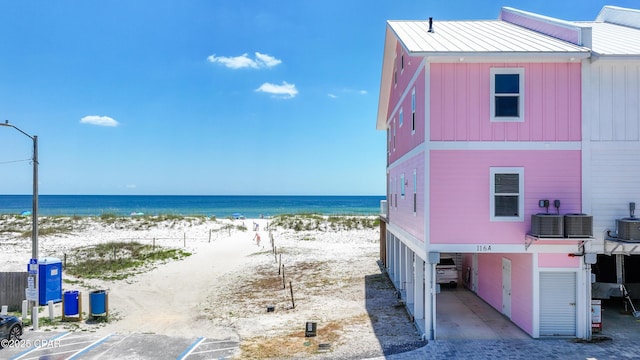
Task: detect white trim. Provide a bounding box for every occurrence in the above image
[427,243,580,253]
[424,53,589,63]
[387,222,427,260]
[387,143,425,171]
[490,68,525,122]
[532,252,540,338]
[430,141,581,151]
[490,167,525,222]
[581,58,592,225]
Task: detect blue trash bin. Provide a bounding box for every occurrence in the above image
[89,290,107,316]
[63,290,79,316]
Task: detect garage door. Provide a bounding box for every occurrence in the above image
[539,272,576,336]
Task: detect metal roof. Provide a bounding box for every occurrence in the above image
[578,21,640,57]
[387,20,589,56]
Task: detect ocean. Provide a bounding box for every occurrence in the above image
[0,195,385,218]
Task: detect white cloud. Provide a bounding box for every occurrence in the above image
[125,184,137,189]
[358,90,368,95]
[328,93,337,99]
[255,81,298,99]
[207,52,282,69]
[80,115,119,127]
[255,52,282,67]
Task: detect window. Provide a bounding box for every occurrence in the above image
[490,68,524,122]
[399,108,403,127]
[401,173,405,197]
[411,88,416,133]
[490,167,524,221]
[393,120,396,152]
[413,170,417,213]
[401,53,404,71]
[394,58,398,86]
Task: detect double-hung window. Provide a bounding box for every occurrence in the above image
[490,167,524,221]
[490,68,524,122]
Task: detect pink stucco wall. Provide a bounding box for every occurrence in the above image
[388,152,425,241]
[430,150,581,244]
[477,253,533,335]
[430,63,581,141]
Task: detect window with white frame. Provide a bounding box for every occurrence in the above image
[411,88,416,134]
[399,108,403,127]
[401,173,405,197]
[490,167,524,221]
[490,68,524,122]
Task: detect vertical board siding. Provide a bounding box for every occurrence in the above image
[589,62,640,141]
[430,150,581,244]
[430,63,581,142]
[589,144,640,247]
[0,272,27,311]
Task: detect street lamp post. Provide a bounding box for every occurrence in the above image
[1,120,38,328]
[0,120,38,259]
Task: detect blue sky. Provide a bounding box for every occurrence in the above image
[0,1,636,196]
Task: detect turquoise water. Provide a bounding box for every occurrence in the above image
[0,195,384,218]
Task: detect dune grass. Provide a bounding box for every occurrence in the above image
[65,241,191,280]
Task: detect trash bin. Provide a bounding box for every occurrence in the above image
[63,290,79,316]
[89,290,108,317]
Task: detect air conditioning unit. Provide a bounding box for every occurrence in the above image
[564,214,593,238]
[617,218,640,241]
[531,214,564,237]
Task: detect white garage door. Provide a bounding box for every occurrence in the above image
[539,272,576,336]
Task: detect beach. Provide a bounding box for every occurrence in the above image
[0,215,424,359]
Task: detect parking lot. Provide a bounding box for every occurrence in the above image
[2,331,239,360]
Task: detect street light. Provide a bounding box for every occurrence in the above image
[0,120,38,260]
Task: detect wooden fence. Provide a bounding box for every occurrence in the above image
[0,272,27,311]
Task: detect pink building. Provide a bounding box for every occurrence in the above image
[377,6,640,340]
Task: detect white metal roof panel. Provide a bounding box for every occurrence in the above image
[579,21,640,56]
[388,20,589,56]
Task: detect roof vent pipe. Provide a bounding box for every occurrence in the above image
[428,17,434,33]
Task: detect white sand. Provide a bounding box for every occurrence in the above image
[0,216,423,359]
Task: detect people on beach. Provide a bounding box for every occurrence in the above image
[253,232,261,246]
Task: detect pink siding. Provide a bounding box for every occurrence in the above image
[388,42,422,123]
[388,152,425,241]
[388,61,426,165]
[430,150,581,244]
[477,253,533,335]
[500,10,581,45]
[538,253,580,267]
[430,63,581,142]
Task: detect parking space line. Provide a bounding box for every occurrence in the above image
[10,332,70,360]
[189,346,238,355]
[176,336,205,360]
[67,333,113,359]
